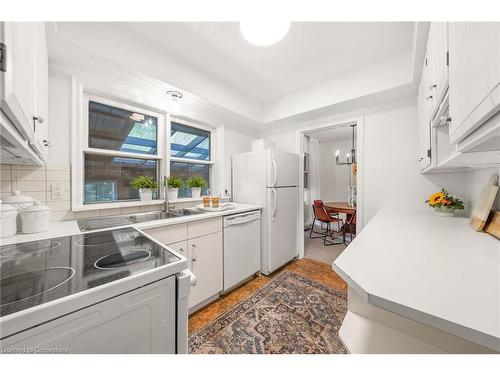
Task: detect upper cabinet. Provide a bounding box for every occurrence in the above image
[417,22,450,171]
[426,22,449,115]
[448,23,500,145]
[0,22,49,164]
[418,22,500,172]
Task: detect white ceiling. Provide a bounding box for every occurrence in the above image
[306,125,356,142]
[122,22,415,102]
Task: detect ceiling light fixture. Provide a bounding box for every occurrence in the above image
[130,113,145,122]
[166,90,184,101]
[239,21,290,46]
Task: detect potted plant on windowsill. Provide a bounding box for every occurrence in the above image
[130,176,158,202]
[187,176,206,199]
[425,188,465,216]
[166,176,184,201]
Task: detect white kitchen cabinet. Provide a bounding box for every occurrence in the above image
[449,22,500,143]
[0,277,176,354]
[168,240,188,258]
[143,217,224,311]
[187,232,223,309]
[0,22,49,163]
[426,22,449,112]
[417,53,432,170]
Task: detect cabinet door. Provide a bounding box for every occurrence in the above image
[31,23,49,160]
[0,22,37,140]
[167,240,188,258]
[449,22,500,142]
[187,232,223,309]
[428,22,449,108]
[417,56,432,170]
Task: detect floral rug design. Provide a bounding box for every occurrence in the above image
[188,271,347,354]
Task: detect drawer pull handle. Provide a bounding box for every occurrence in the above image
[192,244,197,262]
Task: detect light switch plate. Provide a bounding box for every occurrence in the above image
[51,183,64,200]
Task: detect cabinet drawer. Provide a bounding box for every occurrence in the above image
[167,240,188,258]
[187,217,222,238]
[143,223,187,246]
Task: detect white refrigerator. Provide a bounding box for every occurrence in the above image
[232,149,299,275]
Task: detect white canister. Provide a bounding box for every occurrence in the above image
[21,201,51,234]
[0,200,18,238]
[3,190,35,231]
[3,190,36,209]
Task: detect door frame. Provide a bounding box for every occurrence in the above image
[295,116,364,259]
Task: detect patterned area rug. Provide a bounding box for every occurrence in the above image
[188,271,347,354]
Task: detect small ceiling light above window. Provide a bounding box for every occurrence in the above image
[240,21,290,46]
[166,90,184,101]
[129,113,145,122]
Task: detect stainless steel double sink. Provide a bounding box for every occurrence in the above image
[77,209,202,232]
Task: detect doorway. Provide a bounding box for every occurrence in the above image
[297,119,362,264]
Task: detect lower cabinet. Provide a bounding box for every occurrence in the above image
[187,232,223,309]
[144,217,223,311]
[0,277,176,354]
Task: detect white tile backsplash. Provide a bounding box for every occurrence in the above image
[0,163,186,223]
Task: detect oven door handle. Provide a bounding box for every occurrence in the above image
[184,269,197,286]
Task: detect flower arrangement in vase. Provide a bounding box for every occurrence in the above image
[130,176,158,201]
[425,188,464,216]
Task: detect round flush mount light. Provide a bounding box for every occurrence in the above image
[166,90,184,101]
[239,21,290,46]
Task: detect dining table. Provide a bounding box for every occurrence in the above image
[324,202,356,244]
[323,201,356,217]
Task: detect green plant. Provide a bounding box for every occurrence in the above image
[130,176,158,190]
[187,175,207,188]
[166,176,184,189]
[425,188,464,210]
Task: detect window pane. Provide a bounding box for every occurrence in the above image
[84,154,158,203]
[169,161,210,198]
[88,101,158,155]
[170,122,210,161]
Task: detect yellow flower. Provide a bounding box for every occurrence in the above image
[428,192,444,205]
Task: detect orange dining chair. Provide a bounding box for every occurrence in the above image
[309,202,344,246]
[313,200,343,230]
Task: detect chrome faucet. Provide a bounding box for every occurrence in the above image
[162,175,174,213]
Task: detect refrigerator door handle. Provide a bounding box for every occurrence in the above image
[271,188,277,221]
[271,158,277,187]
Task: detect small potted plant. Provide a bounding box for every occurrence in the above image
[187,176,206,199]
[166,176,184,201]
[130,176,158,201]
[425,188,464,216]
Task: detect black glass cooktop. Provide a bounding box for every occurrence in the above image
[0,228,180,318]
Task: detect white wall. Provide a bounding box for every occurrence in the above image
[319,139,353,202]
[221,127,254,196]
[362,105,469,223]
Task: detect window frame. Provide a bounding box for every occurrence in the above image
[72,90,166,211]
[167,117,215,198]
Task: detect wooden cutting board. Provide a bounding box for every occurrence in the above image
[484,211,500,239]
[470,174,498,231]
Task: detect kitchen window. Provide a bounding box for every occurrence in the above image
[73,93,165,209]
[169,120,213,198]
[72,90,215,210]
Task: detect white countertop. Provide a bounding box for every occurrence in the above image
[332,209,500,352]
[1,203,261,246]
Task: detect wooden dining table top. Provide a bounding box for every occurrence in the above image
[324,201,356,214]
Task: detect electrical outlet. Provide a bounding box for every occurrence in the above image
[51,183,64,200]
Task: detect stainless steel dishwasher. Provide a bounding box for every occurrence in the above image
[223,210,261,292]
